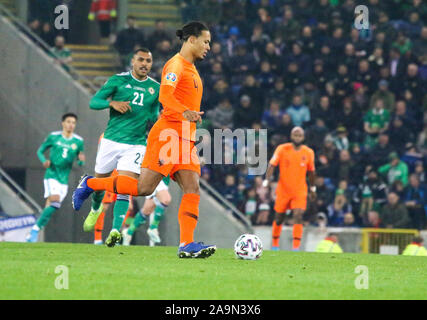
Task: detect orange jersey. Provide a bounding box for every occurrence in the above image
[270,143,315,194]
[159,53,203,141]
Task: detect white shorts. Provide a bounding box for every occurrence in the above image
[146,180,169,199]
[95,138,146,175]
[44,179,68,203]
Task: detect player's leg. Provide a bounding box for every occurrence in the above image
[83,172,112,232]
[93,202,110,245]
[271,194,290,250]
[104,170,139,247]
[147,187,171,245]
[174,169,216,258]
[28,179,67,242]
[123,197,156,246]
[290,195,307,251]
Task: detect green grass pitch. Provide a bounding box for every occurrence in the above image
[1,242,426,300]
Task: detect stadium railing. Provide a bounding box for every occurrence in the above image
[199,178,253,232]
[0,166,42,215]
[0,2,99,93]
[361,228,419,254]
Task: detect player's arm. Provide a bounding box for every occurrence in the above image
[262,163,276,187]
[77,141,85,167]
[37,134,53,168]
[159,63,203,123]
[262,145,282,187]
[89,77,131,114]
[307,149,317,200]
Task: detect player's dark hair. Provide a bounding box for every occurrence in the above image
[134,47,151,55]
[176,21,209,41]
[62,112,78,122]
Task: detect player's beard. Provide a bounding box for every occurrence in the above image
[292,140,303,147]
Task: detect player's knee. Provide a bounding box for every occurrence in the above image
[137,182,156,196]
[160,194,172,206]
[182,184,199,195]
[275,213,285,225]
[49,195,60,203]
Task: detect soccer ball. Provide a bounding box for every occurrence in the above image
[234,234,263,260]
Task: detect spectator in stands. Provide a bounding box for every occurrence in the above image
[51,35,72,71]
[313,176,334,214]
[256,203,271,226]
[312,96,335,130]
[28,18,41,37]
[286,94,310,127]
[380,192,411,229]
[365,210,382,228]
[327,189,353,227]
[274,7,301,45]
[333,150,354,185]
[114,15,145,70]
[363,98,390,150]
[221,174,239,207]
[307,118,329,151]
[378,152,409,187]
[333,126,350,151]
[370,80,396,111]
[206,97,234,130]
[40,22,55,47]
[388,115,414,153]
[88,0,117,44]
[369,133,394,169]
[233,95,259,129]
[404,174,426,230]
[261,100,283,131]
[272,113,293,141]
[147,19,172,52]
[402,64,424,103]
[355,167,388,223]
[343,212,358,228]
[267,77,290,107]
[242,188,258,223]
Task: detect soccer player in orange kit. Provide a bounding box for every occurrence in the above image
[263,127,317,251]
[72,21,216,258]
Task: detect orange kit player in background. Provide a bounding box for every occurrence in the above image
[72,21,216,258]
[263,127,316,251]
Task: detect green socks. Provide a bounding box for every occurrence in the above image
[112,196,129,230]
[91,191,105,211]
[36,206,58,229]
[128,211,147,236]
[149,205,165,230]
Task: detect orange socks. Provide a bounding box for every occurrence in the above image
[87,175,139,196]
[292,224,303,250]
[178,193,200,246]
[272,220,282,247]
[94,211,105,242]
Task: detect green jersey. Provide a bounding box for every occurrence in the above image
[378,161,409,186]
[90,72,161,145]
[364,108,390,130]
[37,131,85,184]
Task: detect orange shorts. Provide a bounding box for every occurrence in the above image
[102,191,117,204]
[274,190,307,213]
[141,120,200,180]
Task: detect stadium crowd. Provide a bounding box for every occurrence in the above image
[26,0,427,230]
[174,0,427,230]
